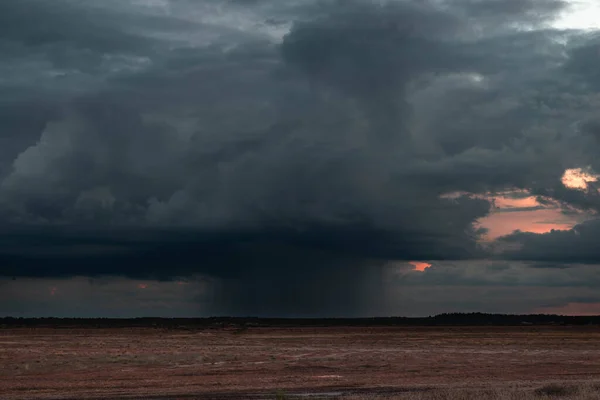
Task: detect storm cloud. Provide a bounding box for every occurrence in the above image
[498,219,600,264]
[1,0,600,315]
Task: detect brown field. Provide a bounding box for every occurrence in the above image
[2,326,600,399]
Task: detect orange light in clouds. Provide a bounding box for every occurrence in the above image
[481,209,574,239]
[50,287,57,296]
[442,189,581,240]
[410,262,432,272]
[137,283,148,289]
[478,191,578,240]
[493,194,539,209]
[562,168,598,190]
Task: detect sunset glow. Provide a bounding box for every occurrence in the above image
[481,207,576,239]
[562,168,598,190]
[492,194,538,209]
[476,191,578,239]
[137,283,148,289]
[410,262,432,272]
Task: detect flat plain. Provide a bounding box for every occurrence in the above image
[2,326,600,399]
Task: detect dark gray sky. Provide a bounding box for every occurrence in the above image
[1,0,600,317]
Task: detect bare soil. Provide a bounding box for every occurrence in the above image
[1,326,600,399]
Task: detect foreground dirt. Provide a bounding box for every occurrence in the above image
[1,326,600,399]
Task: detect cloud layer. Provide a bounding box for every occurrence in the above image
[1,0,600,315]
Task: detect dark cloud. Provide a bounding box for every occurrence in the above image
[498,219,600,264]
[0,0,599,315]
[565,34,600,87]
[0,218,487,316]
[0,222,488,279]
[0,1,150,53]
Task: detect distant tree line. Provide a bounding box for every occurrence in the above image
[1,313,599,328]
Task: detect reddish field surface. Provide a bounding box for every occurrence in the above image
[1,326,600,399]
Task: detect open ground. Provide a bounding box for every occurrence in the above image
[2,326,600,399]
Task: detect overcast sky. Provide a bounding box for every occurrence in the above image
[1,0,600,317]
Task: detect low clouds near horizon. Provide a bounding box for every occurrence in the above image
[1,0,600,316]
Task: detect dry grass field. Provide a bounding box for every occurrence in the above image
[1,326,600,399]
